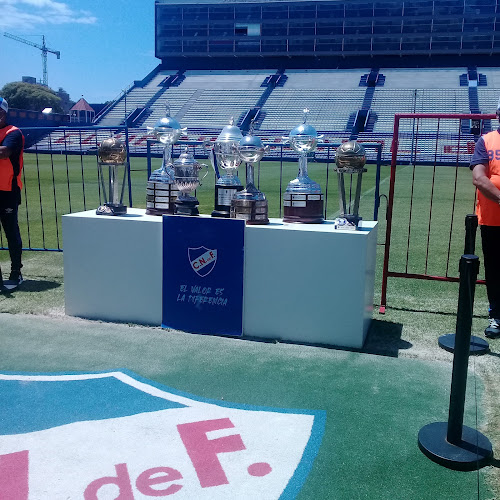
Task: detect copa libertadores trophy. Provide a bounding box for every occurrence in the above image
[283,109,324,223]
[173,147,209,216]
[207,117,244,218]
[334,140,367,230]
[230,121,269,224]
[146,105,186,215]
[96,136,128,216]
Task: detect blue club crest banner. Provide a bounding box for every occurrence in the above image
[162,215,245,336]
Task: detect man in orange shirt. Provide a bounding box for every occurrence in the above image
[470,100,500,338]
[0,97,24,292]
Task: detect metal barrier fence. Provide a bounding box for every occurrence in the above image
[0,126,131,252]
[379,113,495,313]
[1,126,384,252]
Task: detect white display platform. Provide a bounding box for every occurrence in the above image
[63,208,377,348]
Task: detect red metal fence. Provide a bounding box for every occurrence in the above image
[379,113,496,313]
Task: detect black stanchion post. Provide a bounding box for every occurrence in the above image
[418,254,493,470]
[447,255,478,444]
[438,215,489,355]
[464,214,478,255]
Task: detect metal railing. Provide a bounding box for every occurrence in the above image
[1,126,383,252]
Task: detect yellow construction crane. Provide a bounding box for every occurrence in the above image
[3,32,60,87]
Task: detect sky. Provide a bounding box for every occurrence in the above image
[0,0,159,104]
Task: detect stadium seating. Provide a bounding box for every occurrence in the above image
[30,65,500,163]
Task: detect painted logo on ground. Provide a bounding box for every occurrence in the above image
[0,370,325,499]
[188,247,217,277]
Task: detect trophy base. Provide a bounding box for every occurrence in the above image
[334,216,362,230]
[230,199,269,225]
[211,209,230,218]
[283,198,324,224]
[146,207,175,216]
[146,181,178,216]
[213,184,244,219]
[175,200,199,216]
[96,204,127,216]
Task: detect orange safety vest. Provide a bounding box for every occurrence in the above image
[476,130,500,226]
[0,124,24,192]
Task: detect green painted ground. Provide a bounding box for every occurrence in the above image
[0,308,494,499]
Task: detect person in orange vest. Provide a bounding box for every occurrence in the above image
[470,98,500,338]
[0,97,24,292]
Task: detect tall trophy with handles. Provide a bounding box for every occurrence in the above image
[230,121,269,224]
[173,147,209,216]
[282,109,324,224]
[146,105,186,215]
[206,118,244,218]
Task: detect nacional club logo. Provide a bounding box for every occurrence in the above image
[188,246,217,277]
[0,370,325,499]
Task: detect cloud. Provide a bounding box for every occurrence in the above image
[0,1,97,30]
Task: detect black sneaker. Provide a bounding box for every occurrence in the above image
[485,318,500,339]
[3,271,23,290]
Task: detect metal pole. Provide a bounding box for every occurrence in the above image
[464,214,478,255]
[446,254,479,444]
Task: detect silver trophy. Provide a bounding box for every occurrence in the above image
[96,136,128,216]
[231,121,269,224]
[173,147,209,216]
[283,109,324,224]
[334,140,367,230]
[206,117,244,218]
[146,105,186,215]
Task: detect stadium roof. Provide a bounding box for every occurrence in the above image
[156,0,336,3]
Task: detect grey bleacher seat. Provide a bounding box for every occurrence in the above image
[283,69,367,89]
[181,69,272,89]
[477,68,500,88]
[381,68,464,89]
[180,89,263,128]
[370,88,470,133]
[259,88,365,132]
[477,87,500,113]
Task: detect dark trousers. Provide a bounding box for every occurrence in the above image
[480,225,500,319]
[0,191,22,277]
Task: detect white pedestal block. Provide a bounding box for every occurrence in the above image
[63,209,163,326]
[63,209,377,348]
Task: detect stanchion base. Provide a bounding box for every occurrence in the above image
[418,422,493,471]
[438,333,489,355]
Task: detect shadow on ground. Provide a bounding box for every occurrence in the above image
[2,279,61,295]
[362,318,411,357]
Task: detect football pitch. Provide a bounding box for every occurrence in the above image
[12,152,385,250]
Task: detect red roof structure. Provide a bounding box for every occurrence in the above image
[70,98,95,123]
[70,98,95,112]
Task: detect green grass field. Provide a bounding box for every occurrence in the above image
[13,152,385,250]
[13,152,480,282]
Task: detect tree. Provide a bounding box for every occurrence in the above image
[0,82,64,113]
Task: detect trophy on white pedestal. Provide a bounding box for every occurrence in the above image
[230,122,269,224]
[146,105,186,215]
[206,118,244,218]
[96,136,128,216]
[334,140,367,230]
[173,148,209,216]
[282,109,324,224]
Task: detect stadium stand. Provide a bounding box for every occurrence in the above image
[282,69,366,89]
[381,68,463,89]
[259,88,366,132]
